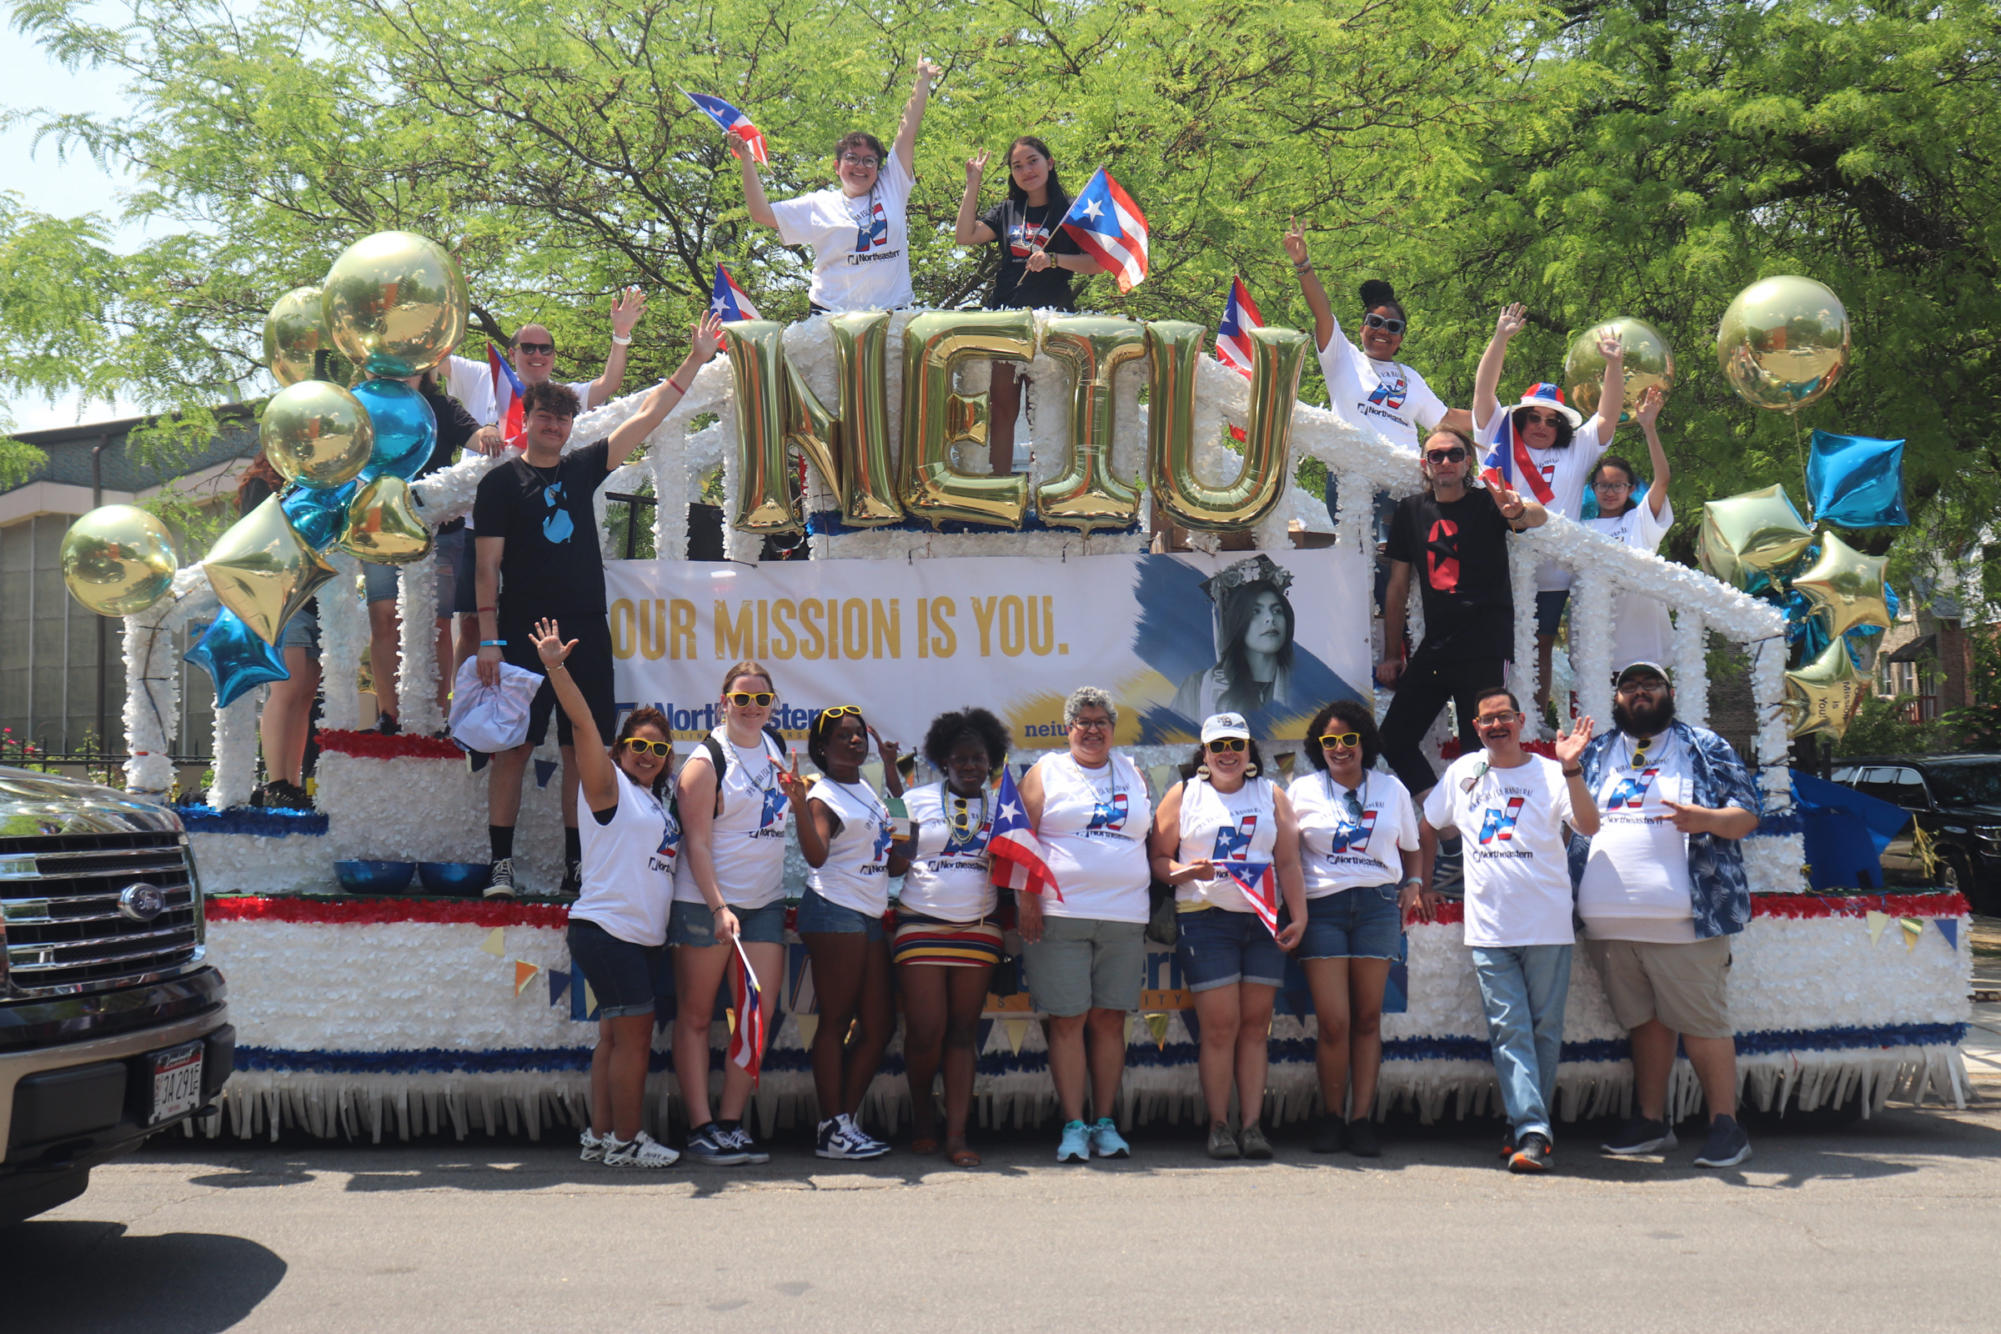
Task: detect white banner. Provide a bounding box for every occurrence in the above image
[604,548,1370,750]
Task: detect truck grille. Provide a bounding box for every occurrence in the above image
[0,831,204,997]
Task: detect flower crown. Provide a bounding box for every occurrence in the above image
[1202,554,1293,601]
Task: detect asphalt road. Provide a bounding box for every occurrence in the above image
[8,1105,2001,1333]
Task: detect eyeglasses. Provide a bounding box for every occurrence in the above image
[514,341,555,356]
[1070,717,1113,732]
[840,154,880,168]
[725,690,775,707]
[818,705,863,720]
[1424,447,1467,464]
[1616,679,1667,696]
[1596,478,1633,491]
[1474,711,1520,726]
[1362,313,1406,335]
[621,738,672,758]
[1206,738,1248,753]
[1318,731,1362,749]
[1518,409,1564,427]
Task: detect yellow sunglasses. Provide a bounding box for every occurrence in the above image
[725,690,776,707]
[819,705,863,720]
[1318,731,1363,749]
[1206,738,1248,753]
[621,738,673,758]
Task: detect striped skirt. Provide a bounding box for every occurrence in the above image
[890,914,1006,969]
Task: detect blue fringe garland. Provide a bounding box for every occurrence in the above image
[177,804,330,838]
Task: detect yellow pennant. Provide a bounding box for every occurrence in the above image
[1865,910,1888,946]
[726,1008,739,1036]
[1003,1018,1029,1055]
[582,981,598,1015]
[1901,916,1924,950]
[795,1013,820,1048]
[478,927,506,957]
[513,960,539,997]
[1145,1012,1171,1049]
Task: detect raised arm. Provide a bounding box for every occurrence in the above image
[891,59,943,177]
[1633,385,1670,519]
[1589,325,1625,445]
[1472,302,1527,431]
[531,619,619,810]
[604,313,724,468]
[1281,217,1336,353]
[739,149,779,230]
[955,150,996,245]
[581,288,646,410]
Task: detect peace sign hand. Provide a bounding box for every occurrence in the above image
[1282,216,1310,267]
[966,149,990,184]
[775,753,812,807]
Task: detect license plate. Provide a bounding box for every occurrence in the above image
[148,1042,204,1125]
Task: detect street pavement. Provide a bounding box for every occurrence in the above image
[8,1102,2001,1333]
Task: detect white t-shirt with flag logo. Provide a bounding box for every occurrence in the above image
[1171,775,1278,913]
[771,152,916,312]
[1030,751,1152,924]
[1290,769,1419,896]
[1317,327,1449,456]
[1423,751,1578,948]
[1577,730,1698,943]
[899,781,997,922]
[570,767,680,947]
[1475,410,1610,592]
[673,730,792,910]
[1586,496,1676,668]
[806,777,896,917]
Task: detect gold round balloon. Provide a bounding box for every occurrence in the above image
[1790,530,1892,638]
[60,504,181,617]
[338,475,434,565]
[1564,317,1673,423]
[1714,275,1850,412]
[261,380,375,490]
[321,231,469,377]
[1696,484,1812,591]
[264,286,327,388]
[1784,636,1867,740]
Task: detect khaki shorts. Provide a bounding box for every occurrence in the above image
[1587,935,1733,1039]
[1022,916,1146,1018]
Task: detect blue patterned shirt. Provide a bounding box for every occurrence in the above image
[1566,720,1762,938]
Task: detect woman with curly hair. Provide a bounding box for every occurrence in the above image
[793,705,908,1159]
[896,706,1012,1166]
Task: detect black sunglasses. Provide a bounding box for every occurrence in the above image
[1363,313,1406,335]
[513,340,555,356]
[1425,446,1468,463]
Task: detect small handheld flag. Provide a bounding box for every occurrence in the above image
[988,767,1062,902]
[728,937,766,1085]
[1214,277,1264,376]
[1221,860,1279,939]
[711,263,761,322]
[683,89,769,164]
[1059,168,1149,294]
[488,345,526,443]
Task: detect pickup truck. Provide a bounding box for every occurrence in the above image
[0,768,234,1222]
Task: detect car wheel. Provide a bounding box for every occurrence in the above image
[1937,849,1982,910]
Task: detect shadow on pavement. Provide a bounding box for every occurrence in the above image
[0,1220,286,1332]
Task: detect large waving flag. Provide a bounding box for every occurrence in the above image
[683,89,769,164]
[988,767,1062,902]
[1059,168,1149,294]
[488,345,526,443]
[710,263,761,322]
[728,938,766,1085]
[1220,860,1279,939]
[1214,277,1263,375]
[1478,385,1565,504]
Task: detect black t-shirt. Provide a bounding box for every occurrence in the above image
[1385,486,1516,657]
[980,199,1083,310]
[418,383,480,481]
[472,439,613,617]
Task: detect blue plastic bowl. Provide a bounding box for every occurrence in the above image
[335,859,416,894]
[417,861,489,896]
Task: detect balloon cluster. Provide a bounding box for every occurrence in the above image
[1697,276,1900,742]
[59,230,466,706]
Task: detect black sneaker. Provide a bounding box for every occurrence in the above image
[1693,1115,1751,1169]
[719,1121,771,1166]
[257,778,313,810]
[560,858,583,899]
[1508,1131,1552,1173]
[374,714,401,736]
[1345,1117,1381,1158]
[1310,1115,1345,1154]
[482,857,516,900]
[1602,1116,1678,1157]
[683,1122,751,1166]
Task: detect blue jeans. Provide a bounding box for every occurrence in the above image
[1469,944,1573,1142]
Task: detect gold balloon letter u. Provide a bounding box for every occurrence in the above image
[1147,322,1307,531]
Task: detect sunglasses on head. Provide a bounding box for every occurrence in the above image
[1206,737,1248,753]
[620,737,672,758]
[725,690,775,707]
[1318,731,1362,749]
[514,340,555,356]
[1362,313,1406,335]
[1424,446,1467,463]
[819,705,863,720]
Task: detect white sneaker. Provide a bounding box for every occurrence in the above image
[602,1130,681,1168]
[579,1128,605,1162]
[815,1113,890,1160]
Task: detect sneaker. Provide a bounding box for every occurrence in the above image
[1431,842,1464,896]
[482,857,516,900]
[578,1128,605,1163]
[1310,1115,1345,1154]
[374,713,401,736]
[1206,1122,1241,1160]
[1089,1117,1130,1159]
[1238,1123,1274,1161]
[684,1121,752,1166]
[1056,1119,1091,1163]
[815,1113,890,1161]
[719,1122,771,1166]
[1602,1116,1678,1157]
[602,1130,680,1168]
[259,778,313,811]
[1508,1131,1553,1173]
[560,858,583,899]
[1693,1115,1752,1169]
[1345,1118,1381,1158]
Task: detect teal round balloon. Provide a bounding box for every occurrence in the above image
[351,379,437,482]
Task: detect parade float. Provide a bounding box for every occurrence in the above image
[57,234,1969,1142]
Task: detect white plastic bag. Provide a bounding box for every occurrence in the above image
[448,657,545,753]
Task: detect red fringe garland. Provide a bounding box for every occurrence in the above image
[207,896,570,928]
[316,729,466,761]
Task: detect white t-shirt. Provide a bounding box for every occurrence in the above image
[1424,751,1579,948]
[899,781,997,922]
[1290,768,1419,897]
[1317,326,1449,456]
[807,777,895,917]
[672,730,792,909]
[1475,411,1610,592]
[1586,496,1676,669]
[1031,750,1153,924]
[1172,776,1278,913]
[1577,730,1698,943]
[570,767,680,947]
[770,153,917,312]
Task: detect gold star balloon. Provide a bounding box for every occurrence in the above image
[60,504,182,617]
[202,495,337,644]
[1696,484,1813,591]
[1784,637,1868,740]
[321,231,469,377]
[337,475,434,565]
[1564,317,1674,424]
[263,285,327,388]
[1714,275,1850,412]
[261,380,374,490]
[1791,530,1892,638]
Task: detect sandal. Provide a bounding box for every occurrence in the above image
[910,1137,941,1155]
[945,1145,982,1168]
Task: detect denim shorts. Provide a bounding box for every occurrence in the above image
[432,524,465,616]
[1295,884,1404,962]
[1022,915,1146,1017]
[795,886,886,940]
[1176,905,1287,992]
[1535,588,1570,639]
[451,521,478,615]
[362,560,399,605]
[280,606,321,654]
[566,917,668,1018]
[667,898,788,948]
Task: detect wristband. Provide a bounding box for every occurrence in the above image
[1562,766,1583,777]
[1294,261,1314,273]
[667,376,688,395]
[477,605,497,613]
[480,639,507,647]
[1399,877,1424,890]
[610,333,632,345]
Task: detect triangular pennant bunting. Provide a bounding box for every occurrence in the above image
[1936,919,1959,950]
[533,758,560,789]
[1003,1018,1028,1055]
[795,1013,820,1047]
[1145,1012,1170,1049]
[547,968,571,1006]
[1865,910,1889,946]
[513,959,540,996]
[1900,916,1924,950]
[582,981,599,1016]
[478,927,506,957]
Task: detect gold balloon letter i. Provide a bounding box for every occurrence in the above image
[1147,322,1306,531]
[899,310,1034,528]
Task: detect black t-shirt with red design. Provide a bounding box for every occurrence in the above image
[1385,486,1515,658]
[979,200,1083,310]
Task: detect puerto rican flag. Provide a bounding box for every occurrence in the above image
[683,90,769,164]
[1478,387,1561,504]
[488,345,526,443]
[1059,168,1149,294]
[1220,860,1280,939]
[988,767,1062,902]
[1215,276,1262,442]
[728,938,766,1085]
[711,263,760,322]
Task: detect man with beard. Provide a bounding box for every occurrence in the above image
[1568,660,1761,1169]
[1422,686,1596,1173]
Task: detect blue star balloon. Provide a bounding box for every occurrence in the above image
[1807,430,1908,529]
[185,607,291,707]
[281,479,358,550]
[351,377,437,483]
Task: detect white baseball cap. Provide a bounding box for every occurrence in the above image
[1200,712,1252,744]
